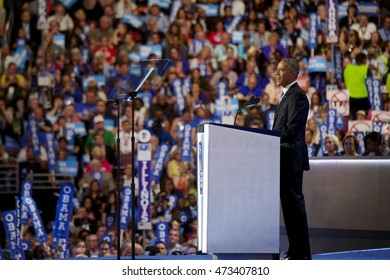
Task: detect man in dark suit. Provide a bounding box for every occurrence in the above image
[272,58,311,260]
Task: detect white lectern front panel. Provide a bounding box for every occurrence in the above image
[197,124,280,255]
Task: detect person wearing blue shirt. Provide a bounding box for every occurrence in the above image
[238,74,263,98]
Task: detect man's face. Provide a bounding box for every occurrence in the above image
[275,61,295,87]
[86,235,99,249]
[96,102,106,113]
[21,11,31,23]
[99,244,110,255]
[385,17,390,29]
[156,243,167,255]
[365,139,377,152]
[169,230,180,244]
[188,195,196,206]
[359,15,368,27]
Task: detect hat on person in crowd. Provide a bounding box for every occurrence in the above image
[356,110,366,118]
[94,114,104,124]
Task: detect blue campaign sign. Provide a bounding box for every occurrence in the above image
[28,116,41,157]
[231,31,250,44]
[139,45,162,59]
[45,132,56,171]
[20,181,32,224]
[22,196,48,244]
[307,145,315,157]
[354,132,365,155]
[92,171,103,189]
[104,119,115,132]
[136,92,152,108]
[121,13,144,28]
[156,221,169,254]
[137,160,151,224]
[326,0,338,43]
[56,159,79,177]
[37,0,48,31]
[2,210,25,259]
[196,4,218,16]
[74,122,87,136]
[365,78,382,111]
[181,124,192,162]
[12,45,28,71]
[267,110,275,130]
[167,194,178,210]
[14,198,25,259]
[217,80,228,99]
[129,52,141,63]
[225,16,242,33]
[149,0,171,9]
[308,13,318,50]
[53,34,66,48]
[172,78,185,115]
[120,187,132,229]
[190,39,205,56]
[319,124,328,154]
[100,234,113,249]
[327,108,337,136]
[106,213,116,230]
[357,2,379,17]
[183,78,191,96]
[179,211,191,226]
[53,182,75,258]
[199,62,207,77]
[308,56,327,73]
[5,136,20,153]
[60,0,77,8]
[22,240,32,251]
[335,114,345,130]
[65,128,75,150]
[334,50,344,82]
[82,75,106,90]
[169,0,181,22]
[66,122,87,136]
[73,197,80,213]
[151,144,170,182]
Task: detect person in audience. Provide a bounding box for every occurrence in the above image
[323,134,343,156]
[364,131,390,156]
[342,134,360,156]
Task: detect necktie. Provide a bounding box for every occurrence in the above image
[278,90,286,104]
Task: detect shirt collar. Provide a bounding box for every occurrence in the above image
[282,81,297,94]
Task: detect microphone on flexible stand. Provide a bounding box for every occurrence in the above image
[245,96,261,107]
[234,95,261,126]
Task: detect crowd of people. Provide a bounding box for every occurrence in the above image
[0,0,390,259]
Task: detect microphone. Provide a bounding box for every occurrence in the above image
[234,96,261,126]
[245,96,261,107]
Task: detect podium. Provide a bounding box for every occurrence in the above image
[196,123,280,259]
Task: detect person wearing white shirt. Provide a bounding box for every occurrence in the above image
[350,13,377,42]
[118,119,138,157]
[219,0,246,17]
[47,3,74,33]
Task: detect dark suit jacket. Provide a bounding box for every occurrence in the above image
[272,82,310,171]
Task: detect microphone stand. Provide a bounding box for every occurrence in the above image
[234,96,261,125]
[114,92,137,261]
[233,106,243,126]
[114,100,121,260]
[128,91,137,261]
[110,60,170,260]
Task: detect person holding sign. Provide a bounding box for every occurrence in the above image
[272,58,311,260]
